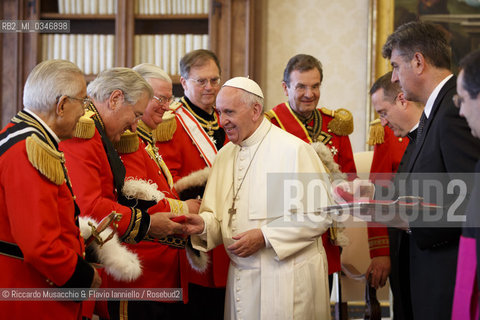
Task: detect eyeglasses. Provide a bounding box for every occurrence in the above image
[66,96,91,108]
[67,96,92,108]
[453,94,463,108]
[58,95,91,108]
[188,77,221,88]
[153,95,174,106]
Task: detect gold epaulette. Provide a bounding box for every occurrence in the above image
[321,107,354,136]
[113,130,139,154]
[152,111,177,142]
[264,110,275,122]
[74,110,96,139]
[26,134,65,185]
[367,118,385,146]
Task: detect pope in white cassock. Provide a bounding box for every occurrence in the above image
[184,77,334,320]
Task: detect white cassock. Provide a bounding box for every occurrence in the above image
[192,118,333,320]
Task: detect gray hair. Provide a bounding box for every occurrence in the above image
[133,63,172,84]
[87,67,153,105]
[23,59,84,112]
[238,89,265,113]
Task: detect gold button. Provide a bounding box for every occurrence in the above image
[329,141,333,145]
[398,137,403,142]
[328,129,332,133]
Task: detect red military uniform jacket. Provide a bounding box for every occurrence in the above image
[111,122,190,302]
[266,103,356,174]
[0,110,93,319]
[369,124,409,182]
[367,124,409,254]
[155,98,229,288]
[266,102,390,272]
[60,106,150,245]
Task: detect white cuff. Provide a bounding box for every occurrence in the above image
[261,226,271,248]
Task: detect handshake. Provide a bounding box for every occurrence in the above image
[148,212,205,239]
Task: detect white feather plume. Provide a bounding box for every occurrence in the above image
[122,178,165,202]
[79,216,142,282]
[185,241,210,272]
[311,142,350,248]
[174,167,211,193]
[311,142,347,181]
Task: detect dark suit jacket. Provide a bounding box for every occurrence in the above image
[388,129,416,320]
[404,76,480,320]
[406,76,480,249]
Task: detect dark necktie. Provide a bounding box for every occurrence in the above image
[407,128,417,144]
[416,112,427,146]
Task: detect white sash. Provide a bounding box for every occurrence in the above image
[176,105,218,167]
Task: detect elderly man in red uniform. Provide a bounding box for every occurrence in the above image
[155,49,229,319]
[266,54,390,290]
[60,68,186,319]
[110,63,203,319]
[61,67,183,244]
[0,60,101,319]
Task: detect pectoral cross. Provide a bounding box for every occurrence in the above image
[228,202,236,226]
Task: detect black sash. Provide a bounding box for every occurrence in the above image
[87,104,127,199]
[0,240,23,259]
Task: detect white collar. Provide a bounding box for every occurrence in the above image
[424,74,453,119]
[239,118,271,148]
[24,109,61,144]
